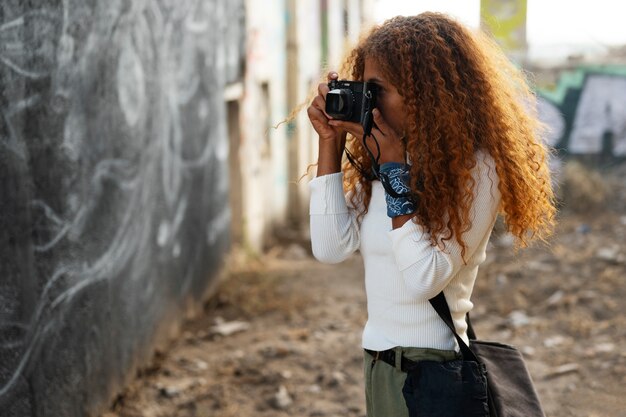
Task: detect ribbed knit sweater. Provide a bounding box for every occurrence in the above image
[309,151,501,351]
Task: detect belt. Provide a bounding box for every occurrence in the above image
[365,348,420,372]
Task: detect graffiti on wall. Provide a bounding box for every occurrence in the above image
[538,66,626,158]
[0,0,244,416]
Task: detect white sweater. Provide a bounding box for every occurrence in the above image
[309,151,501,351]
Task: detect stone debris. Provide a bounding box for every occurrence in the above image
[543,335,569,348]
[546,290,564,306]
[175,356,209,373]
[584,342,616,356]
[495,273,508,287]
[259,344,294,358]
[329,371,346,387]
[526,260,555,272]
[209,317,250,337]
[156,377,206,398]
[496,233,515,248]
[596,246,625,264]
[270,385,293,410]
[520,346,536,357]
[307,384,322,394]
[544,363,580,379]
[508,310,531,328]
[192,358,209,371]
[575,223,591,234]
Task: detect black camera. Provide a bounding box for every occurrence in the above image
[325,80,378,134]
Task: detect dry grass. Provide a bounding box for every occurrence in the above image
[557,160,610,213]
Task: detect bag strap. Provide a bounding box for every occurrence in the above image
[429,292,480,362]
[466,313,477,340]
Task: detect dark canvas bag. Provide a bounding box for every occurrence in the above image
[401,355,489,417]
[429,292,546,417]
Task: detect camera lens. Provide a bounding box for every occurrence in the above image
[334,95,345,111]
[326,89,353,119]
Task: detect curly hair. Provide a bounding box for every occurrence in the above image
[339,12,556,258]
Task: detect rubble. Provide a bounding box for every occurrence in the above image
[209,317,250,337]
[508,310,532,328]
[270,385,293,410]
[156,377,207,398]
[544,363,580,379]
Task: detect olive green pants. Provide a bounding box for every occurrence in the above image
[363,346,460,417]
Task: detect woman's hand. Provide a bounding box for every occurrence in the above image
[307,71,347,176]
[307,72,344,143]
[328,109,406,165]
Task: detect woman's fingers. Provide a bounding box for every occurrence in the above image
[328,111,396,140]
[308,94,346,141]
[372,109,389,137]
[328,114,390,144]
[328,119,363,138]
[318,82,329,98]
[311,95,326,111]
[327,109,405,164]
[318,72,339,101]
[371,110,406,164]
[308,99,331,127]
[312,91,335,120]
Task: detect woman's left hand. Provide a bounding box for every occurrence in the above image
[328,108,406,165]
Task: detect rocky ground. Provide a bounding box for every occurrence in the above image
[102,161,626,417]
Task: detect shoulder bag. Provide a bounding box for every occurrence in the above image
[428,292,546,417]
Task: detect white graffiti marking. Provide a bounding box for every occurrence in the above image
[569,75,626,156]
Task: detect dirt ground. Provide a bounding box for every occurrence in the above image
[102,162,626,417]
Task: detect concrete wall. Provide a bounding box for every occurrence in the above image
[0,0,244,416]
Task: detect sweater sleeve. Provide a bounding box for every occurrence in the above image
[387,152,501,300]
[309,172,361,263]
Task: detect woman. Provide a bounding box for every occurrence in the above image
[306,12,555,417]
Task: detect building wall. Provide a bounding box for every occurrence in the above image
[0,1,244,416]
[236,0,370,250]
[282,0,372,237]
[234,0,289,251]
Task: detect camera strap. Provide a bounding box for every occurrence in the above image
[344,132,414,200]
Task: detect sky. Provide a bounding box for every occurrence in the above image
[373,0,626,61]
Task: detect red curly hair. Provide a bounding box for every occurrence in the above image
[340,12,555,257]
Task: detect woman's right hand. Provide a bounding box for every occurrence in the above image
[307,72,347,163]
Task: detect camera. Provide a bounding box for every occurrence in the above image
[325,80,378,134]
